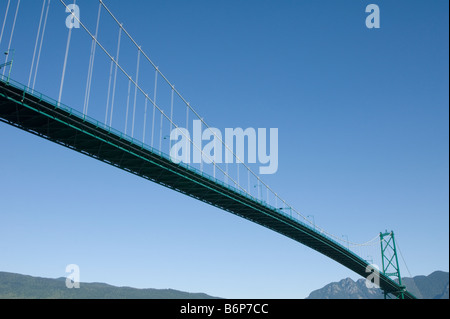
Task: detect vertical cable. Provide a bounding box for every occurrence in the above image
[185,102,189,161]
[0,0,10,47]
[131,49,140,138]
[28,0,46,88]
[83,1,101,115]
[186,103,189,129]
[32,0,50,90]
[143,95,148,143]
[237,161,240,188]
[159,112,163,151]
[58,0,74,103]
[104,59,113,124]
[258,180,261,200]
[124,79,131,134]
[109,27,122,126]
[169,87,174,150]
[225,163,228,184]
[2,0,20,76]
[151,68,158,147]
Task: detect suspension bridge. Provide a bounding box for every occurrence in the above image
[0,0,416,299]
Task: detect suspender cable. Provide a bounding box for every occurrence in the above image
[200,127,204,173]
[237,161,239,188]
[258,180,261,200]
[143,94,148,143]
[151,68,158,147]
[105,59,113,124]
[131,49,140,138]
[83,40,94,115]
[225,163,228,184]
[169,86,174,150]
[2,0,19,77]
[32,0,50,90]
[28,0,46,88]
[159,111,163,151]
[83,1,101,116]
[109,27,122,127]
[0,0,10,47]
[58,0,74,103]
[186,102,189,129]
[124,78,131,134]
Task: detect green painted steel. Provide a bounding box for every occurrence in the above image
[0,78,416,299]
[380,231,406,299]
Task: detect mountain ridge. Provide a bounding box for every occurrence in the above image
[0,271,219,299]
[306,270,449,299]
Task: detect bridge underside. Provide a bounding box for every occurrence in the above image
[0,79,415,299]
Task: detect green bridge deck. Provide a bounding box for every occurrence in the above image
[0,78,415,299]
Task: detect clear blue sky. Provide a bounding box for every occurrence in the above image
[0,0,448,298]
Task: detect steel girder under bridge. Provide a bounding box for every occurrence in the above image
[0,79,416,299]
